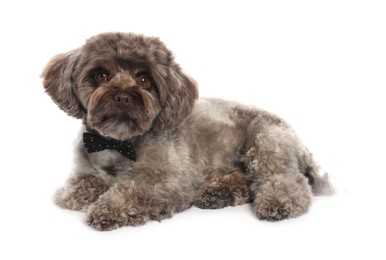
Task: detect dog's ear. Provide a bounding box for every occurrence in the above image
[152,65,198,132]
[42,49,86,118]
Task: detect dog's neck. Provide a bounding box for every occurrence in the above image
[82,121,146,147]
[84,120,127,136]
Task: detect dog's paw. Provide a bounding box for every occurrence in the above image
[54,175,110,212]
[86,204,126,231]
[86,203,148,231]
[194,187,233,209]
[194,170,250,209]
[86,217,122,231]
[255,201,291,221]
[252,175,312,221]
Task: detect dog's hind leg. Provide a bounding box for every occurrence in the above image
[242,122,314,221]
[193,169,250,209]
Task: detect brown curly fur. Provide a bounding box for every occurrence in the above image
[42,32,333,231]
[194,169,251,209]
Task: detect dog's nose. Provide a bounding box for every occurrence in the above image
[113,92,130,108]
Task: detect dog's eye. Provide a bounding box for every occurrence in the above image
[94,71,109,83]
[138,74,151,88]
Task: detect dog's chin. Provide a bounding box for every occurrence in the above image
[86,93,162,140]
[87,114,154,140]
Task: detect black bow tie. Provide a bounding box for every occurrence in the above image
[83,133,136,161]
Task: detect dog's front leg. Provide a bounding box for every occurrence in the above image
[54,174,111,212]
[85,177,187,231]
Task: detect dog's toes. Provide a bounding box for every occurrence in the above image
[85,211,124,231]
[255,203,292,221]
[194,188,233,209]
[86,203,150,231]
[98,219,121,231]
[86,215,121,231]
[266,206,290,221]
[85,203,128,231]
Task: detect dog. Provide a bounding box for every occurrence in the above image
[42,32,332,231]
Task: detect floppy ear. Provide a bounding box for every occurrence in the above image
[41,49,86,118]
[152,64,198,132]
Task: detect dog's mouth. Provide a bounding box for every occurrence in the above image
[86,89,161,140]
[87,109,152,140]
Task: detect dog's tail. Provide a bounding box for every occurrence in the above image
[304,163,335,196]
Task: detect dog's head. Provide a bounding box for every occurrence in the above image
[42,32,198,140]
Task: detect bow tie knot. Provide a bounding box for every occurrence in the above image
[83,133,136,161]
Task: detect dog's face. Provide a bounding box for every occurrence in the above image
[42,33,198,140]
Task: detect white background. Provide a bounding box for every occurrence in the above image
[1,0,385,259]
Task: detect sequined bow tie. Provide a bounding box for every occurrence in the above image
[82,133,136,161]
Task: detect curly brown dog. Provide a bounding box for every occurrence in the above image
[42,32,332,231]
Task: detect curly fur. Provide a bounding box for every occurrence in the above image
[42,32,332,231]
